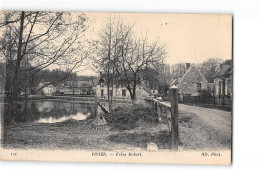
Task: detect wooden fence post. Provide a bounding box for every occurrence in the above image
[157,97,163,121]
[157,100,161,119]
[170,86,179,151]
[94,95,99,118]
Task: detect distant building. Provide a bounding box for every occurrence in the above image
[171,63,208,102]
[61,79,97,95]
[38,82,55,95]
[95,72,150,100]
[64,86,83,95]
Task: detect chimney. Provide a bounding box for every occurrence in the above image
[184,63,190,72]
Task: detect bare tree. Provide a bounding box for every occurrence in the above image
[1,11,91,94]
[158,63,174,96]
[95,17,133,108]
[0,11,91,122]
[95,17,167,101]
[118,34,167,100]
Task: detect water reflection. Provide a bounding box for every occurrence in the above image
[37,112,91,123]
[4,100,94,123]
[36,101,54,113]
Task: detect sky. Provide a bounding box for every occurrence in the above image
[0,12,232,76]
[78,12,232,76]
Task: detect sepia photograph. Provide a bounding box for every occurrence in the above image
[0,11,232,164]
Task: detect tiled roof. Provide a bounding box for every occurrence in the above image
[213,60,232,78]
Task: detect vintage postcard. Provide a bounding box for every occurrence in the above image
[0,11,232,165]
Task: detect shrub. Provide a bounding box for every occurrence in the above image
[104,105,157,131]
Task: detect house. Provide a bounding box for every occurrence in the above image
[95,84,150,100]
[95,73,150,100]
[171,63,208,102]
[60,78,98,95]
[49,77,98,95]
[63,86,81,95]
[53,83,65,94]
[38,82,55,95]
[212,60,232,105]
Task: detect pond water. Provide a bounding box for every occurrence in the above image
[4,100,95,123]
[4,99,133,124]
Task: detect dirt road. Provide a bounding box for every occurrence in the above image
[179,104,232,135]
[178,103,232,150]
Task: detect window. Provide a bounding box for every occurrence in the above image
[196,82,201,92]
[226,79,231,95]
[216,80,222,95]
[122,89,126,97]
[219,81,222,95]
[101,90,104,97]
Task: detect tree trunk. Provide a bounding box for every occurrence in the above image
[10,11,25,123]
[107,68,111,110]
[107,21,112,111]
[110,67,114,109]
[132,84,136,100]
[132,73,137,100]
[126,85,134,100]
[12,11,25,100]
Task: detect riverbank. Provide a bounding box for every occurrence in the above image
[3,105,165,150]
[3,104,231,151]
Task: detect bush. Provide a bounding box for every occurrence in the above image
[104,105,157,131]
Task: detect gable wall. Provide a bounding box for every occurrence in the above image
[177,67,208,95]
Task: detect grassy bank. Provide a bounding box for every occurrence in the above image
[3,104,231,151]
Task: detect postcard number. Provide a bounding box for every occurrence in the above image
[10,153,17,156]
